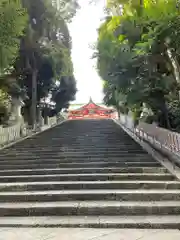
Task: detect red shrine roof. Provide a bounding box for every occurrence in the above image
[70,98,110,112]
[68,98,118,120]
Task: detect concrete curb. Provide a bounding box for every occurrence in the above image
[0,119,67,151]
[113,119,180,181]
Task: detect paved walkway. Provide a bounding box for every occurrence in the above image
[0,228,180,239]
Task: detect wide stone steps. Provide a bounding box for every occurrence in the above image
[0,158,159,164]
[7,146,144,149]
[0,173,174,183]
[0,201,180,216]
[0,163,162,171]
[3,149,146,154]
[0,190,179,202]
[0,159,160,166]
[0,180,179,192]
[0,119,179,228]
[0,167,168,176]
[0,154,154,160]
[0,216,179,229]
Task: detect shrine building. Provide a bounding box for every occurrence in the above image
[67,98,118,120]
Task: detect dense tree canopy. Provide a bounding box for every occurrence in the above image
[0,0,27,72]
[96,0,180,130]
[0,0,78,124]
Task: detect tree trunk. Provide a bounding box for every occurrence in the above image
[149,94,171,130]
[31,69,38,130]
[160,99,171,130]
[166,46,180,99]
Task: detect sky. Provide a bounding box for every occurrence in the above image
[68,0,105,103]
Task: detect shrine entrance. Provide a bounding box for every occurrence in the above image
[68,98,117,120]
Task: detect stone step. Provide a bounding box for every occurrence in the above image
[0,201,180,216]
[0,154,152,160]
[6,146,145,150]
[0,173,174,182]
[2,146,145,149]
[0,163,161,171]
[8,143,141,146]
[16,135,132,138]
[0,162,161,170]
[7,146,142,150]
[2,149,146,154]
[0,180,178,192]
[0,156,153,161]
[9,137,138,141]
[7,147,145,151]
[0,189,179,202]
[0,167,168,176]
[0,215,179,228]
[0,157,157,164]
[0,153,153,159]
[2,147,146,151]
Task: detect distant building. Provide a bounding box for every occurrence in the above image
[69,101,108,111]
[68,98,117,120]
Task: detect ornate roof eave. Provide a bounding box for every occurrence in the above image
[70,97,108,111]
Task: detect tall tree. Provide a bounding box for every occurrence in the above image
[11,0,77,126]
[0,0,27,72]
[96,0,180,130]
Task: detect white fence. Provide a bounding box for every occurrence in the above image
[0,114,67,148]
[0,124,22,146]
[48,116,57,126]
[120,114,134,130]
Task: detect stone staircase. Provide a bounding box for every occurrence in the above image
[0,119,179,228]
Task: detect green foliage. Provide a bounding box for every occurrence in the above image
[96,0,180,130]
[56,0,80,22]
[0,89,11,124]
[0,0,78,123]
[0,0,27,71]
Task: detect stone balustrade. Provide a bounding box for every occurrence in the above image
[120,114,134,130]
[119,113,180,155]
[136,122,180,153]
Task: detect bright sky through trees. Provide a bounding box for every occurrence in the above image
[69,0,105,103]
